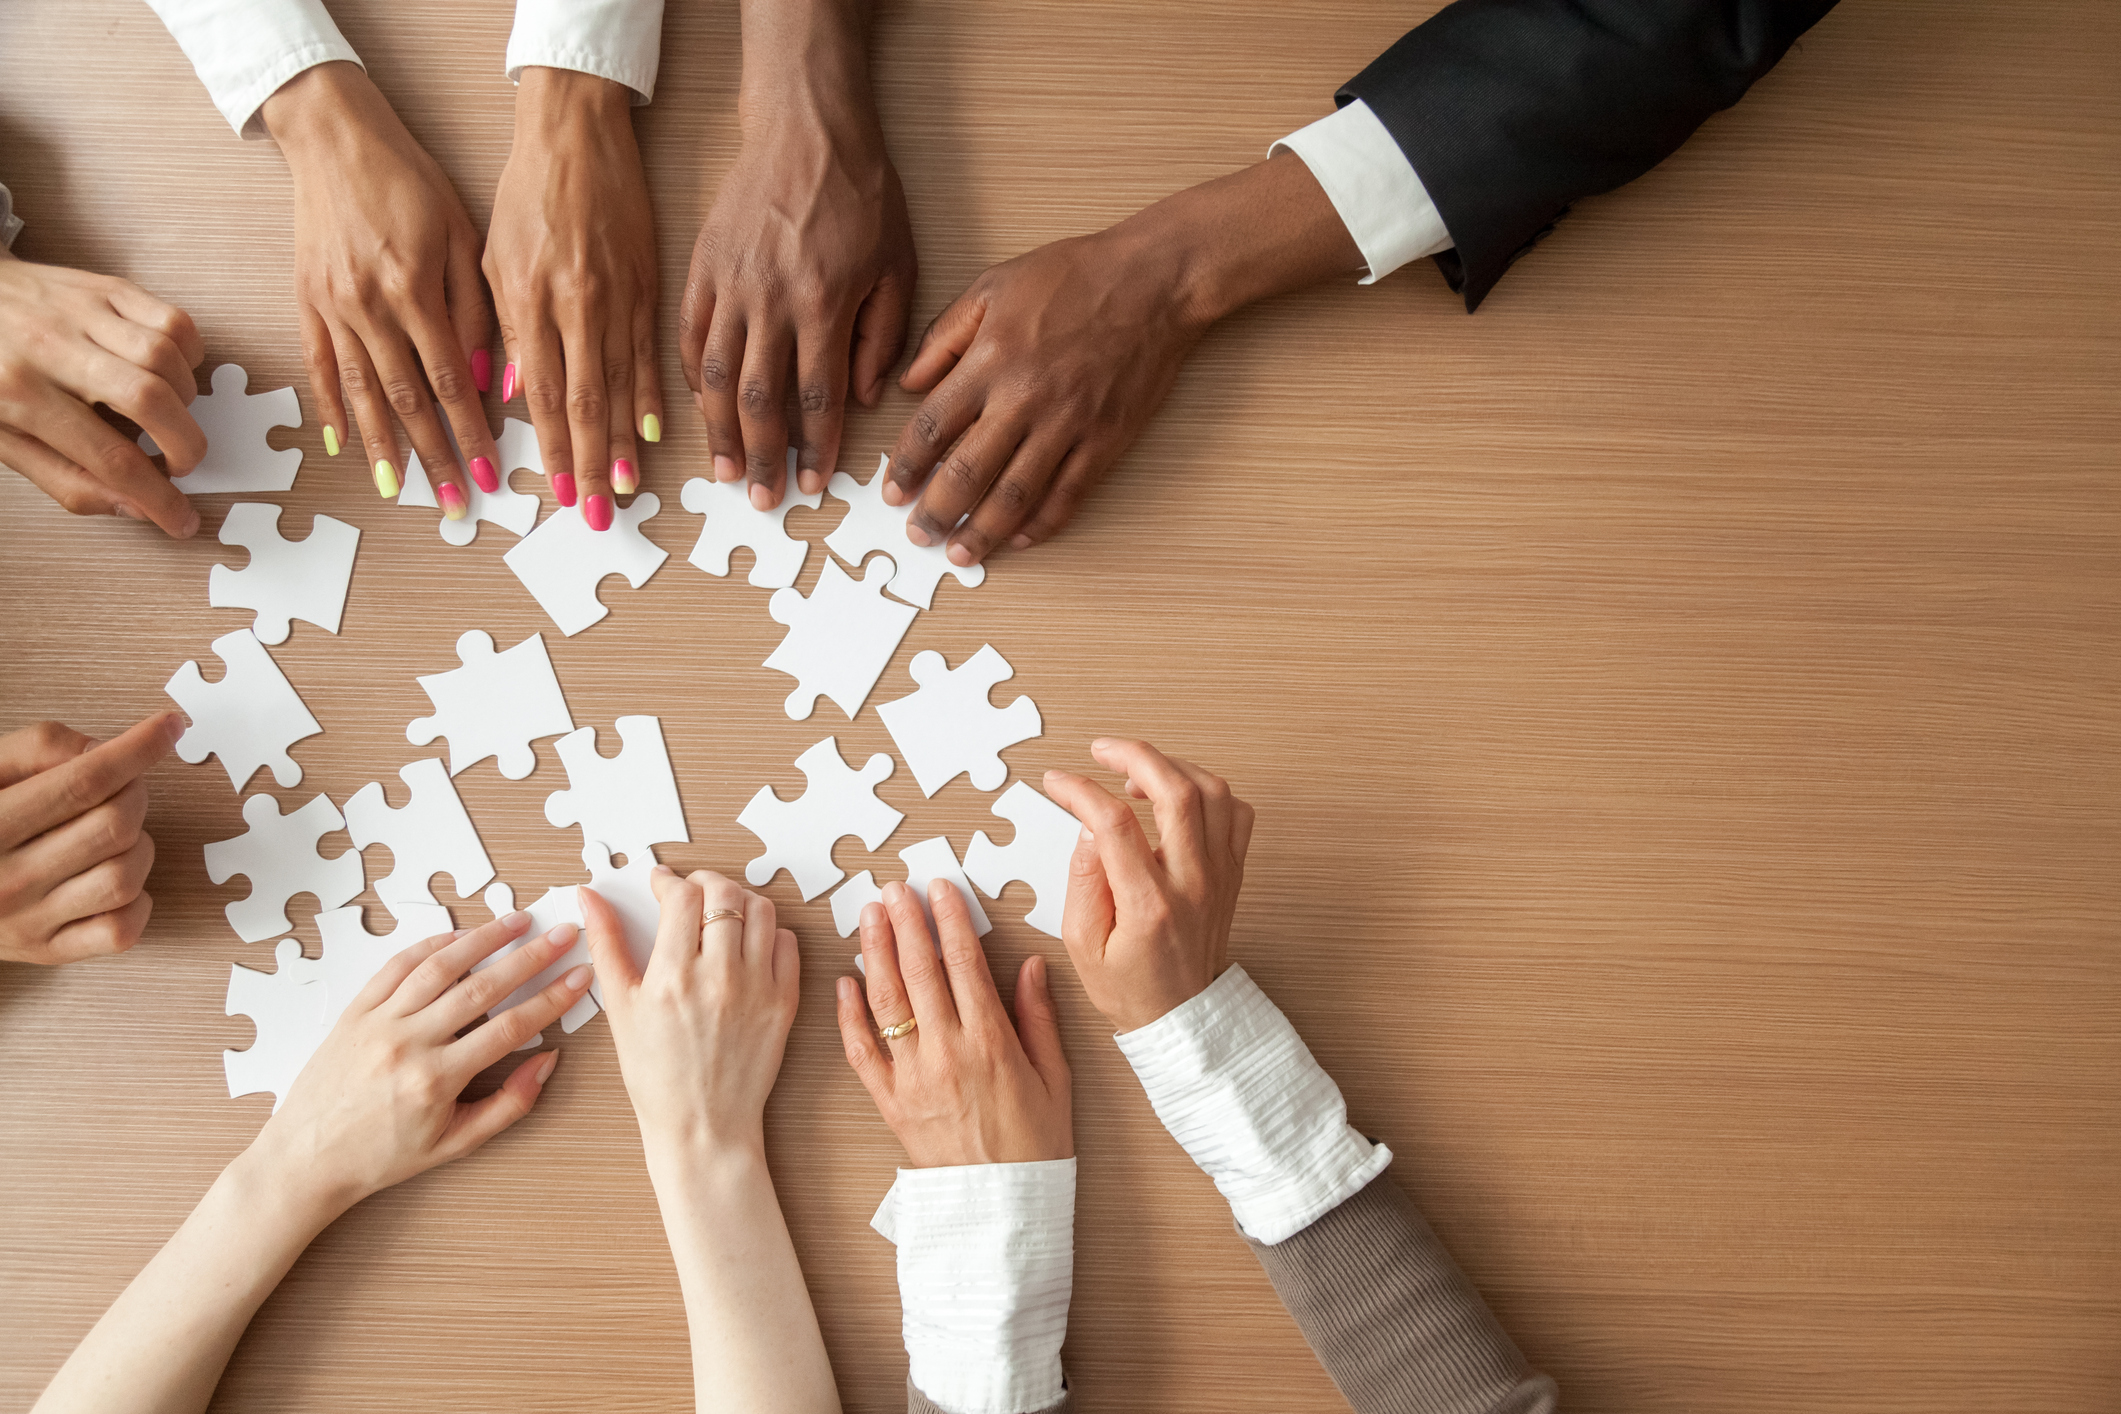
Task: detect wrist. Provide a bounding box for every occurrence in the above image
[515,65,635,135]
[642,1120,769,1184]
[223,1138,354,1239]
[260,61,386,157]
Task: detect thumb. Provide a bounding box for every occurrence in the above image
[1013,954,1069,1094]
[851,266,913,406]
[1059,822,1115,977]
[898,287,986,394]
[578,886,637,1000]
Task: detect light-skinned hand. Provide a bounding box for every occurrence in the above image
[836,878,1071,1166]
[486,66,661,531]
[0,249,204,535]
[584,867,800,1155]
[262,61,499,523]
[0,712,180,964]
[254,910,590,1212]
[1042,739,1257,1033]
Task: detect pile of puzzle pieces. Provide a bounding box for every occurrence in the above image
[163,366,1084,1111]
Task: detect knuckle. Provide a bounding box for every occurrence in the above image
[604,356,631,392]
[565,384,607,422]
[93,441,143,481]
[911,409,943,448]
[989,474,1032,514]
[56,485,105,517]
[737,379,777,418]
[29,721,74,755]
[526,377,568,417]
[699,357,732,393]
[798,381,837,416]
[336,361,371,397]
[383,379,427,418]
[426,362,471,404]
[941,453,985,495]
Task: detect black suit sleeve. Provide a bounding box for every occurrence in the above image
[1339,0,1839,310]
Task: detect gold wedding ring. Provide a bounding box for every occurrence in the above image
[878,1016,919,1040]
[700,909,744,927]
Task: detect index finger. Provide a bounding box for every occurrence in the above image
[0,721,94,791]
[1087,738,1210,887]
[409,309,503,507]
[0,712,181,851]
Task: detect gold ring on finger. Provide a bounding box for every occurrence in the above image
[878,1016,918,1041]
[700,909,744,927]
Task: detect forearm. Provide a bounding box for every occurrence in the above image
[33,1145,343,1414]
[736,0,880,143]
[647,1138,840,1414]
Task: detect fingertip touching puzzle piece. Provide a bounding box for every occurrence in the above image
[832,834,994,949]
[825,454,985,609]
[680,448,821,589]
[399,413,543,546]
[145,363,303,495]
[504,493,668,635]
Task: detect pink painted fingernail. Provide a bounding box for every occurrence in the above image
[553,472,577,507]
[501,362,519,402]
[471,348,492,393]
[469,456,498,493]
[612,458,637,495]
[714,454,741,483]
[585,494,613,531]
[437,482,468,521]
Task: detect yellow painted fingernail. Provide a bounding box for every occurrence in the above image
[322,424,340,457]
[373,459,399,499]
[641,413,661,443]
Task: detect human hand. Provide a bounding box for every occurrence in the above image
[0,250,204,535]
[251,911,590,1213]
[261,61,499,521]
[584,868,800,1157]
[679,1,915,509]
[486,66,660,531]
[836,879,1071,1166]
[1042,739,1256,1033]
[0,712,180,964]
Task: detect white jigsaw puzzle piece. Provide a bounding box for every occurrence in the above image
[398,413,543,546]
[831,835,993,942]
[204,793,364,943]
[475,851,621,1034]
[166,629,322,791]
[543,715,688,863]
[407,630,574,780]
[223,937,326,1111]
[207,503,360,644]
[679,448,821,589]
[877,645,1041,797]
[315,902,454,1027]
[344,758,495,913]
[763,556,919,720]
[503,493,669,636]
[581,841,664,1008]
[963,781,1083,939]
[825,454,986,609]
[144,363,303,495]
[738,737,903,900]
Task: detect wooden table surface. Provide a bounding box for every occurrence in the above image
[2,2,2116,1410]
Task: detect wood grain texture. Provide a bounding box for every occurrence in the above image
[1,1,2117,1411]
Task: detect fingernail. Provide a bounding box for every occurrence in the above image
[585,494,613,532]
[947,542,974,567]
[1091,738,1112,750]
[322,424,340,457]
[471,347,492,392]
[501,362,518,402]
[553,472,577,507]
[881,479,904,506]
[373,459,399,498]
[563,965,593,990]
[640,413,661,443]
[1010,534,1033,550]
[469,456,498,493]
[798,468,822,495]
[612,458,637,495]
[1079,827,1095,845]
[905,523,933,548]
[504,910,531,930]
[547,921,579,948]
[714,454,741,483]
[748,483,772,512]
[651,864,673,876]
[114,503,143,520]
[438,482,468,521]
[534,1052,558,1085]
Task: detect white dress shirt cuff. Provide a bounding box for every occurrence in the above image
[871,1158,1075,1414]
[144,0,362,139]
[1270,98,1454,286]
[1116,966,1392,1245]
[506,0,666,104]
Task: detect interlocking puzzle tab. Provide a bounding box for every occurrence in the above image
[738,737,904,900]
[400,415,543,546]
[680,449,821,589]
[877,646,1042,797]
[963,781,1083,939]
[143,363,303,495]
[204,793,364,942]
[345,758,495,913]
[208,503,360,644]
[504,493,669,636]
[825,454,986,609]
[407,630,574,780]
[544,715,688,863]
[166,629,323,790]
[763,556,919,720]
[223,937,326,1111]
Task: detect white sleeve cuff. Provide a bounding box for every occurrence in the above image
[871,1158,1075,1414]
[506,0,666,104]
[143,0,362,139]
[1270,98,1454,286]
[1115,966,1391,1245]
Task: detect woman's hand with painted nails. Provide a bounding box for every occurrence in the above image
[0,249,204,536]
[251,910,589,1209]
[585,869,800,1155]
[1042,739,1256,1033]
[678,0,915,511]
[485,66,660,533]
[836,879,1072,1166]
[260,61,499,524]
[0,713,179,965]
